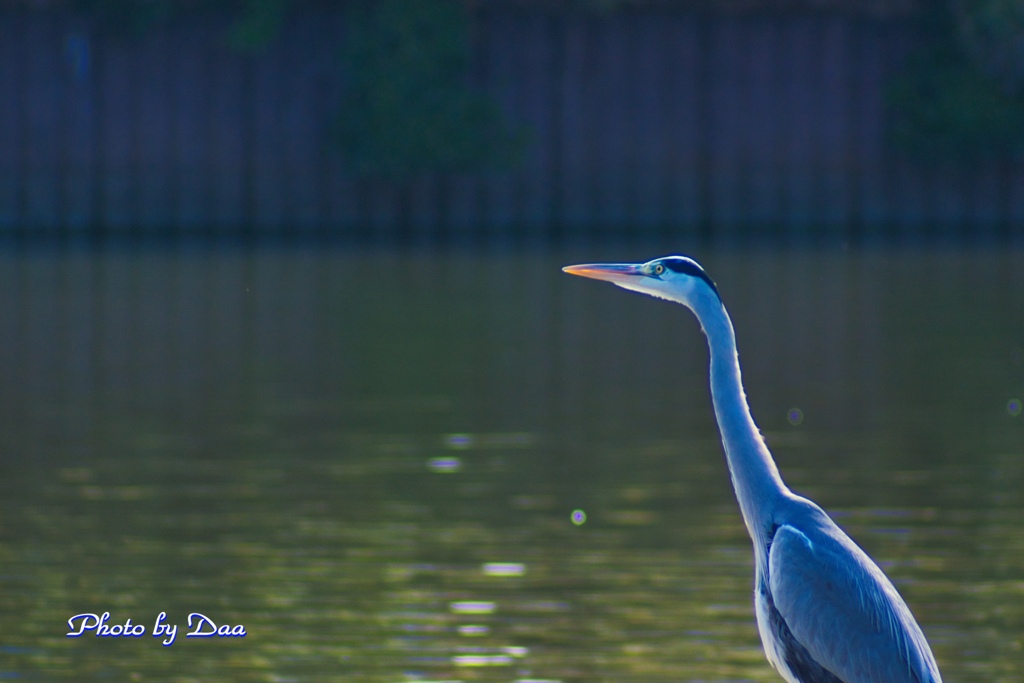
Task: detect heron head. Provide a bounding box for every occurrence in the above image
[563,256,720,307]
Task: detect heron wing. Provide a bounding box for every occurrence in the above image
[768,523,940,683]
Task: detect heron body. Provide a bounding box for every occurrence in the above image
[563,256,942,683]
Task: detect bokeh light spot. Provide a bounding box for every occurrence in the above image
[482,562,525,577]
[1008,398,1022,417]
[428,457,462,473]
[449,601,495,614]
[571,509,587,526]
[445,433,473,449]
[457,624,490,636]
[787,408,804,426]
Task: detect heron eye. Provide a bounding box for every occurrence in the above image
[653,263,665,276]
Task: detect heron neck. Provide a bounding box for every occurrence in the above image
[691,294,787,539]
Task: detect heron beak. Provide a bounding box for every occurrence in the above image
[563,263,645,285]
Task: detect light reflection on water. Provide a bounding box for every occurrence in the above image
[0,245,1022,681]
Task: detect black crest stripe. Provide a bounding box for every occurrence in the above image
[662,258,721,300]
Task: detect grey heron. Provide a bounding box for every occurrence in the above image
[563,256,942,683]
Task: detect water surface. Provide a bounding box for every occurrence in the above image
[0,245,1021,681]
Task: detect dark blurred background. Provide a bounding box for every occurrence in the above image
[3,0,1024,244]
[3,4,1024,680]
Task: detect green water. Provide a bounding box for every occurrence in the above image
[0,245,1021,681]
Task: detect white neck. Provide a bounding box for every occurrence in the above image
[686,289,788,544]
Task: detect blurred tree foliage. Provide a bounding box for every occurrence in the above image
[68,0,290,49]
[334,0,526,181]
[70,0,177,36]
[888,1,1024,161]
[226,0,289,52]
[951,0,1024,94]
